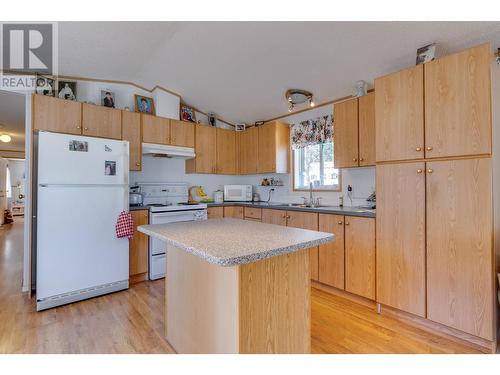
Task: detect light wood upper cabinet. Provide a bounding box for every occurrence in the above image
[334,98,359,168]
[358,92,376,166]
[207,207,224,219]
[216,128,237,174]
[223,206,244,219]
[424,43,491,159]
[129,209,149,279]
[33,95,82,135]
[287,211,319,281]
[261,208,287,226]
[318,214,345,290]
[82,103,122,140]
[239,127,259,174]
[375,65,424,162]
[170,119,195,148]
[258,121,290,174]
[345,216,375,300]
[376,162,426,317]
[426,158,493,340]
[186,124,217,174]
[121,111,142,171]
[142,114,170,145]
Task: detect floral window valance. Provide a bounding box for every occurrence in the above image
[290,115,333,149]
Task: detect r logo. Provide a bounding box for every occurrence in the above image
[2,23,53,74]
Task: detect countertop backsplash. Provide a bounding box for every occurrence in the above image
[131,156,375,208]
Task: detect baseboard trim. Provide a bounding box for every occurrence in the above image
[129,273,149,284]
[312,281,376,309]
[381,304,497,354]
[311,281,497,354]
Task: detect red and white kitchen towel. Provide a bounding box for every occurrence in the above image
[116,211,134,239]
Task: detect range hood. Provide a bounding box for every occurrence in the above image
[142,143,195,159]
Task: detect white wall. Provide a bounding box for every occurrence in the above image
[132,103,376,207]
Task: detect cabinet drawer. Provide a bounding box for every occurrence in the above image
[244,217,261,222]
[244,207,262,220]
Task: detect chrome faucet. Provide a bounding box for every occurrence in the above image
[309,182,314,206]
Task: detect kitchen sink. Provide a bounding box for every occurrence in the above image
[286,203,328,208]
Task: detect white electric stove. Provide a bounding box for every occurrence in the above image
[135,182,207,280]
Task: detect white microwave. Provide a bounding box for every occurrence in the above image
[224,185,253,202]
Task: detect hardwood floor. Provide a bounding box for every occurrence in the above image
[0,219,174,354]
[0,220,485,354]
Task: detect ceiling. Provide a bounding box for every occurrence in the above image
[0,91,25,151]
[3,21,500,149]
[57,21,500,124]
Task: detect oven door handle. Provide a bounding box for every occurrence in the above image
[150,210,206,218]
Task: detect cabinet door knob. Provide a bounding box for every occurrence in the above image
[353,158,358,162]
[359,157,364,162]
[426,146,433,151]
[427,168,434,173]
[337,221,343,225]
[415,147,422,152]
[417,169,423,174]
[135,162,140,166]
[84,127,89,131]
[76,125,81,130]
[345,222,350,225]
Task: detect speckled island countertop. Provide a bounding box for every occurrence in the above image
[138,218,334,267]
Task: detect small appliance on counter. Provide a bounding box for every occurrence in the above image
[188,185,213,203]
[213,190,224,204]
[224,185,252,202]
[129,185,143,206]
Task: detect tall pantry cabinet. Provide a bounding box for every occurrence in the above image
[375,43,495,342]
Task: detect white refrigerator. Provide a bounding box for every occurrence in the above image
[36,132,129,311]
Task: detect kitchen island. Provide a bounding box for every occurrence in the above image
[138,218,334,354]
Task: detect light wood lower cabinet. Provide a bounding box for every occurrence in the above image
[121,111,142,171]
[129,210,149,282]
[286,211,319,281]
[82,103,122,139]
[261,208,287,226]
[223,206,244,219]
[344,216,376,300]
[426,158,493,340]
[207,207,224,219]
[318,214,345,289]
[244,207,262,221]
[376,162,426,317]
[33,94,82,135]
